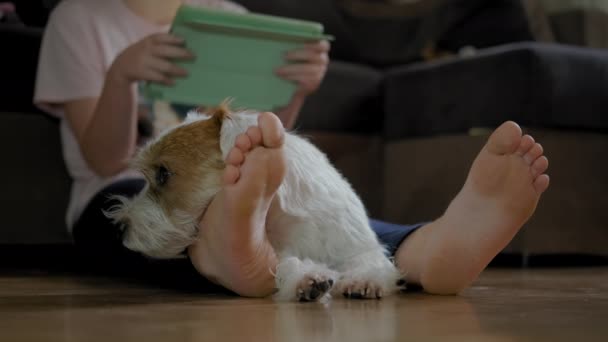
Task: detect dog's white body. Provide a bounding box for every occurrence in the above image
[221,113,400,300]
[110,111,401,301]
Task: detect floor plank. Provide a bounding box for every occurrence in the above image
[1,268,607,341]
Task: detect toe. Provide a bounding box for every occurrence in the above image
[533,174,550,194]
[486,121,522,155]
[223,164,240,185]
[226,147,245,166]
[516,135,535,156]
[258,112,285,148]
[524,143,543,165]
[341,285,353,298]
[246,126,263,147]
[364,285,372,298]
[235,133,252,152]
[363,284,382,299]
[531,156,549,178]
[340,281,381,300]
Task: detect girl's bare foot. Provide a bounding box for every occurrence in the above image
[188,112,286,297]
[395,121,550,294]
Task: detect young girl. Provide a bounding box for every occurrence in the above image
[35,0,549,297]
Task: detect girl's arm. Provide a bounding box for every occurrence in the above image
[63,76,138,177]
[64,33,193,178]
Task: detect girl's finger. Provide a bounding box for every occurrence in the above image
[303,40,330,53]
[277,70,323,87]
[140,69,174,86]
[146,57,188,77]
[152,44,195,60]
[151,33,186,45]
[280,74,321,86]
[276,64,325,77]
[285,49,328,64]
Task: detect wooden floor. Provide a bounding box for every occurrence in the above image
[1,268,607,341]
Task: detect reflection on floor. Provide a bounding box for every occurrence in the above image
[0,268,607,341]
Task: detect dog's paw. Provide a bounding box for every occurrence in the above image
[273,257,339,302]
[334,267,400,300]
[336,279,385,300]
[297,274,334,302]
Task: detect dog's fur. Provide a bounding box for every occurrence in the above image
[107,104,401,301]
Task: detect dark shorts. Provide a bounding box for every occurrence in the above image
[72,179,423,289]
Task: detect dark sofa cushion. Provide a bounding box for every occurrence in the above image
[0,113,71,244]
[384,42,608,139]
[349,0,534,66]
[544,3,608,48]
[234,0,360,67]
[434,0,535,53]
[0,25,43,114]
[296,61,383,134]
[237,0,535,67]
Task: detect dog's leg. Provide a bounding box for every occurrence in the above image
[273,256,338,302]
[333,251,402,300]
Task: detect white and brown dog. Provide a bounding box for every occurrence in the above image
[107,104,401,302]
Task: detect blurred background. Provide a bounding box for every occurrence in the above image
[1,0,607,269]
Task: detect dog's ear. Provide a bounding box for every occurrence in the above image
[206,98,233,127]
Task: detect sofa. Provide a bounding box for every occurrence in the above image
[1,0,607,266]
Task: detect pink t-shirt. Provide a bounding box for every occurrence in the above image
[34,0,246,231]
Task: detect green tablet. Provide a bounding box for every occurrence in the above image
[142,5,333,111]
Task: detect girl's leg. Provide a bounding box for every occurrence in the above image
[369,219,425,257]
[392,122,549,294]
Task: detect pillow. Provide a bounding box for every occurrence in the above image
[434,0,535,54]
[541,0,608,48]
[229,0,538,67]
[336,0,537,66]
[522,0,555,42]
[234,0,360,63]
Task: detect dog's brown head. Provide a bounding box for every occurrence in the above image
[135,105,229,215]
[106,104,231,259]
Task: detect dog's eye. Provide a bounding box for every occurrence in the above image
[156,165,171,187]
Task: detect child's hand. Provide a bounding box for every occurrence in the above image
[110,33,195,86]
[276,40,330,97]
